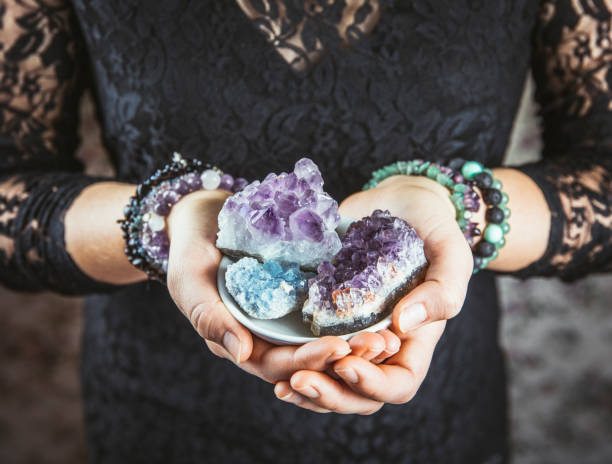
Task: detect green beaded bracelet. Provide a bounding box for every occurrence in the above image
[363,159,511,274]
[363,159,481,244]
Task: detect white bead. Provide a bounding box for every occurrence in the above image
[201,169,221,190]
[148,213,165,232]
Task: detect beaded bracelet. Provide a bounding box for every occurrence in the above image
[119,152,247,282]
[450,160,511,272]
[362,158,511,273]
[363,159,482,244]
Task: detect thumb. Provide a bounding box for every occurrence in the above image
[168,241,253,363]
[392,223,473,334]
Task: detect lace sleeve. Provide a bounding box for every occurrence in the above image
[0,0,114,293]
[512,0,612,281]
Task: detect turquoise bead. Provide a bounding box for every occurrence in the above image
[483,168,494,177]
[426,165,440,179]
[484,224,504,243]
[385,164,400,175]
[501,222,510,233]
[416,161,430,174]
[492,179,502,190]
[503,208,511,219]
[436,173,453,187]
[453,183,467,193]
[490,249,499,261]
[500,192,509,205]
[463,210,472,219]
[461,161,483,180]
[498,237,506,247]
[396,161,408,174]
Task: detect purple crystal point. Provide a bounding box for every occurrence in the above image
[289,208,324,242]
[216,158,341,268]
[294,158,324,189]
[249,208,281,236]
[303,210,428,336]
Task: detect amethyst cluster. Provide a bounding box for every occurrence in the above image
[303,210,427,336]
[216,158,342,269]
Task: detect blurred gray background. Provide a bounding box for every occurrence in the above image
[1,78,611,464]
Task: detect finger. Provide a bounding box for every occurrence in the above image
[274,382,331,414]
[334,321,445,403]
[347,331,386,360]
[245,336,351,383]
[393,223,472,333]
[290,371,383,415]
[370,329,401,364]
[167,241,253,363]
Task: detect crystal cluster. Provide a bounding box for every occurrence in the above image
[225,258,310,319]
[216,158,342,269]
[303,210,427,336]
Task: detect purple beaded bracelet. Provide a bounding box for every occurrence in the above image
[119,152,247,282]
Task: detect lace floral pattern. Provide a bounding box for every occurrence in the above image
[235,0,388,71]
[516,0,612,280]
[0,0,108,293]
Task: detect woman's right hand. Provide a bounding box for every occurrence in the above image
[165,189,401,385]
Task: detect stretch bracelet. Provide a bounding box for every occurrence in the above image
[119,153,247,282]
[363,159,481,244]
[363,158,511,273]
[449,159,511,272]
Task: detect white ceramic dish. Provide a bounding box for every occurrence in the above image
[216,216,392,345]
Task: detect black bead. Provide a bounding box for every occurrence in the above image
[482,188,502,205]
[475,240,496,257]
[472,227,481,236]
[448,158,465,171]
[473,255,484,269]
[485,206,505,224]
[473,172,493,189]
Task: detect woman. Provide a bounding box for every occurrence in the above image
[0,0,610,462]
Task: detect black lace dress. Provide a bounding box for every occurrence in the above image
[1,1,611,463]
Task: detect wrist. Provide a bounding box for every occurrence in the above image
[377,175,456,220]
[120,153,244,281]
[167,188,231,242]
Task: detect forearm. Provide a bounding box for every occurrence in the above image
[65,181,145,285]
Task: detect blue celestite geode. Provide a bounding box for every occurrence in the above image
[216,158,342,269]
[225,257,310,319]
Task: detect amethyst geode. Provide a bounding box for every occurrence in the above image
[216,158,342,269]
[303,210,428,336]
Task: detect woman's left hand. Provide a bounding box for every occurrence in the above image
[274,174,475,413]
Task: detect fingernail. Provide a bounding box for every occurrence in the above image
[222,331,241,363]
[399,303,427,332]
[336,368,359,384]
[296,385,320,399]
[278,391,293,402]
